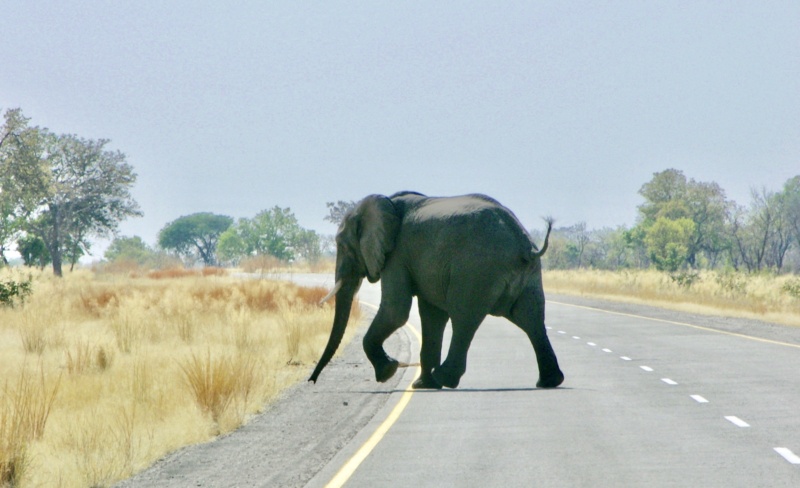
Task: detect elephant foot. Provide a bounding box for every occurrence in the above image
[432,366,462,389]
[412,373,442,390]
[536,370,565,389]
[374,359,399,383]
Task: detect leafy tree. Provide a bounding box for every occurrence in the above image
[0,109,51,265]
[17,234,50,269]
[644,217,695,272]
[324,200,357,226]
[218,206,322,264]
[636,169,730,267]
[105,235,155,265]
[19,132,141,276]
[294,228,322,262]
[218,207,300,262]
[158,213,233,266]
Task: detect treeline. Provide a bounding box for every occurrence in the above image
[540,169,800,274]
[0,109,140,276]
[105,201,357,269]
[5,107,798,276]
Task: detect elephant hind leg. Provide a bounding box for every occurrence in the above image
[508,291,564,388]
[432,313,484,389]
[412,298,448,390]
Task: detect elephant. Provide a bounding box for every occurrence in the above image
[309,191,564,390]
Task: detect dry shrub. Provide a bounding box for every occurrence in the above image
[18,315,47,356]
[147,267,194,280]
[293,286,330,307]
[179,351,259,427]
[239,255,284,274]
[147,267,226,280]
[110,309,142,354]
[201,267,227,277]
[79,286,120,317]
[65,342,114,375]
[63,405,142,488]
[0,365,60,486]
[92,259,145,278]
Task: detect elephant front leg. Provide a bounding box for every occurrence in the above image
[412,298,448,390]
[363,302,410,383]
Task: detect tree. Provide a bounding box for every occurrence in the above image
[644,217,695,272]
[730,188,793,272]
[636,169,730,267]
[218,206,323,264]
[105,235,154,264]
[18,132,142,276]
[294,228,322,262]
[324,200,357,226]
[781,176,800,255]
[16,234,50,269]
[0,109,51,265]
[158,213,233,266]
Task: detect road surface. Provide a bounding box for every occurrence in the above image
[119,274,800,487]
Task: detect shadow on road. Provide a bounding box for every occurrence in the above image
[309,386,573,395]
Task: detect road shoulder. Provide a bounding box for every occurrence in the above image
[549,293,800,346]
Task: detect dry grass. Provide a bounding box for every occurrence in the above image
[0,364,60,486]
[0,267,360,487]
[544,269,800,327]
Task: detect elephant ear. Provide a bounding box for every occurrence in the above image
[358,195,401,283]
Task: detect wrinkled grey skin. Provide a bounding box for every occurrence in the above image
[309,192,564,390]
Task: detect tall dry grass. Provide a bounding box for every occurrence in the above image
[0,267,359,487]
[544,269,800,326]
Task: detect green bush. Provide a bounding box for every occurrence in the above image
[782,278,800,299]
[0,276,33,307]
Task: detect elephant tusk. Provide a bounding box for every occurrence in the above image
[319,280,343,305]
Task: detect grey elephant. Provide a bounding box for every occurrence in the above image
[310,192,564,390]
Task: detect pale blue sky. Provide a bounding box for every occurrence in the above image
[2,2,798,254]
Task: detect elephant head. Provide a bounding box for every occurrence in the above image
[308,195,401,383]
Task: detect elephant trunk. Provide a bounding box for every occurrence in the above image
[308,279,359,383]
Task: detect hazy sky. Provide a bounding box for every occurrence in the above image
[2,2,798,255]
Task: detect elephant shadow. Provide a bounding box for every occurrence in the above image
[353,386,573,394]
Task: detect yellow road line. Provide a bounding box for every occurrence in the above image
[549,300,800,349]
[325,303,422,488]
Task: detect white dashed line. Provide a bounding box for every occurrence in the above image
[661,378,678,385]
[546,326,552,330]
[602,348,612,353]
[774,448,800,465]
[725,416,750,428]
[690,395,709,403]
[587,342,596,347]
[620,356,631,361]
[640,366,653,372]
[572,336,581,340]
[558,331,566,334]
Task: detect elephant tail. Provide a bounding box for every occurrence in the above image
[531,218,554,259]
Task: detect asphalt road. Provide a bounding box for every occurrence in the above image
[119,274,800,488]
[307,278,800,488]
